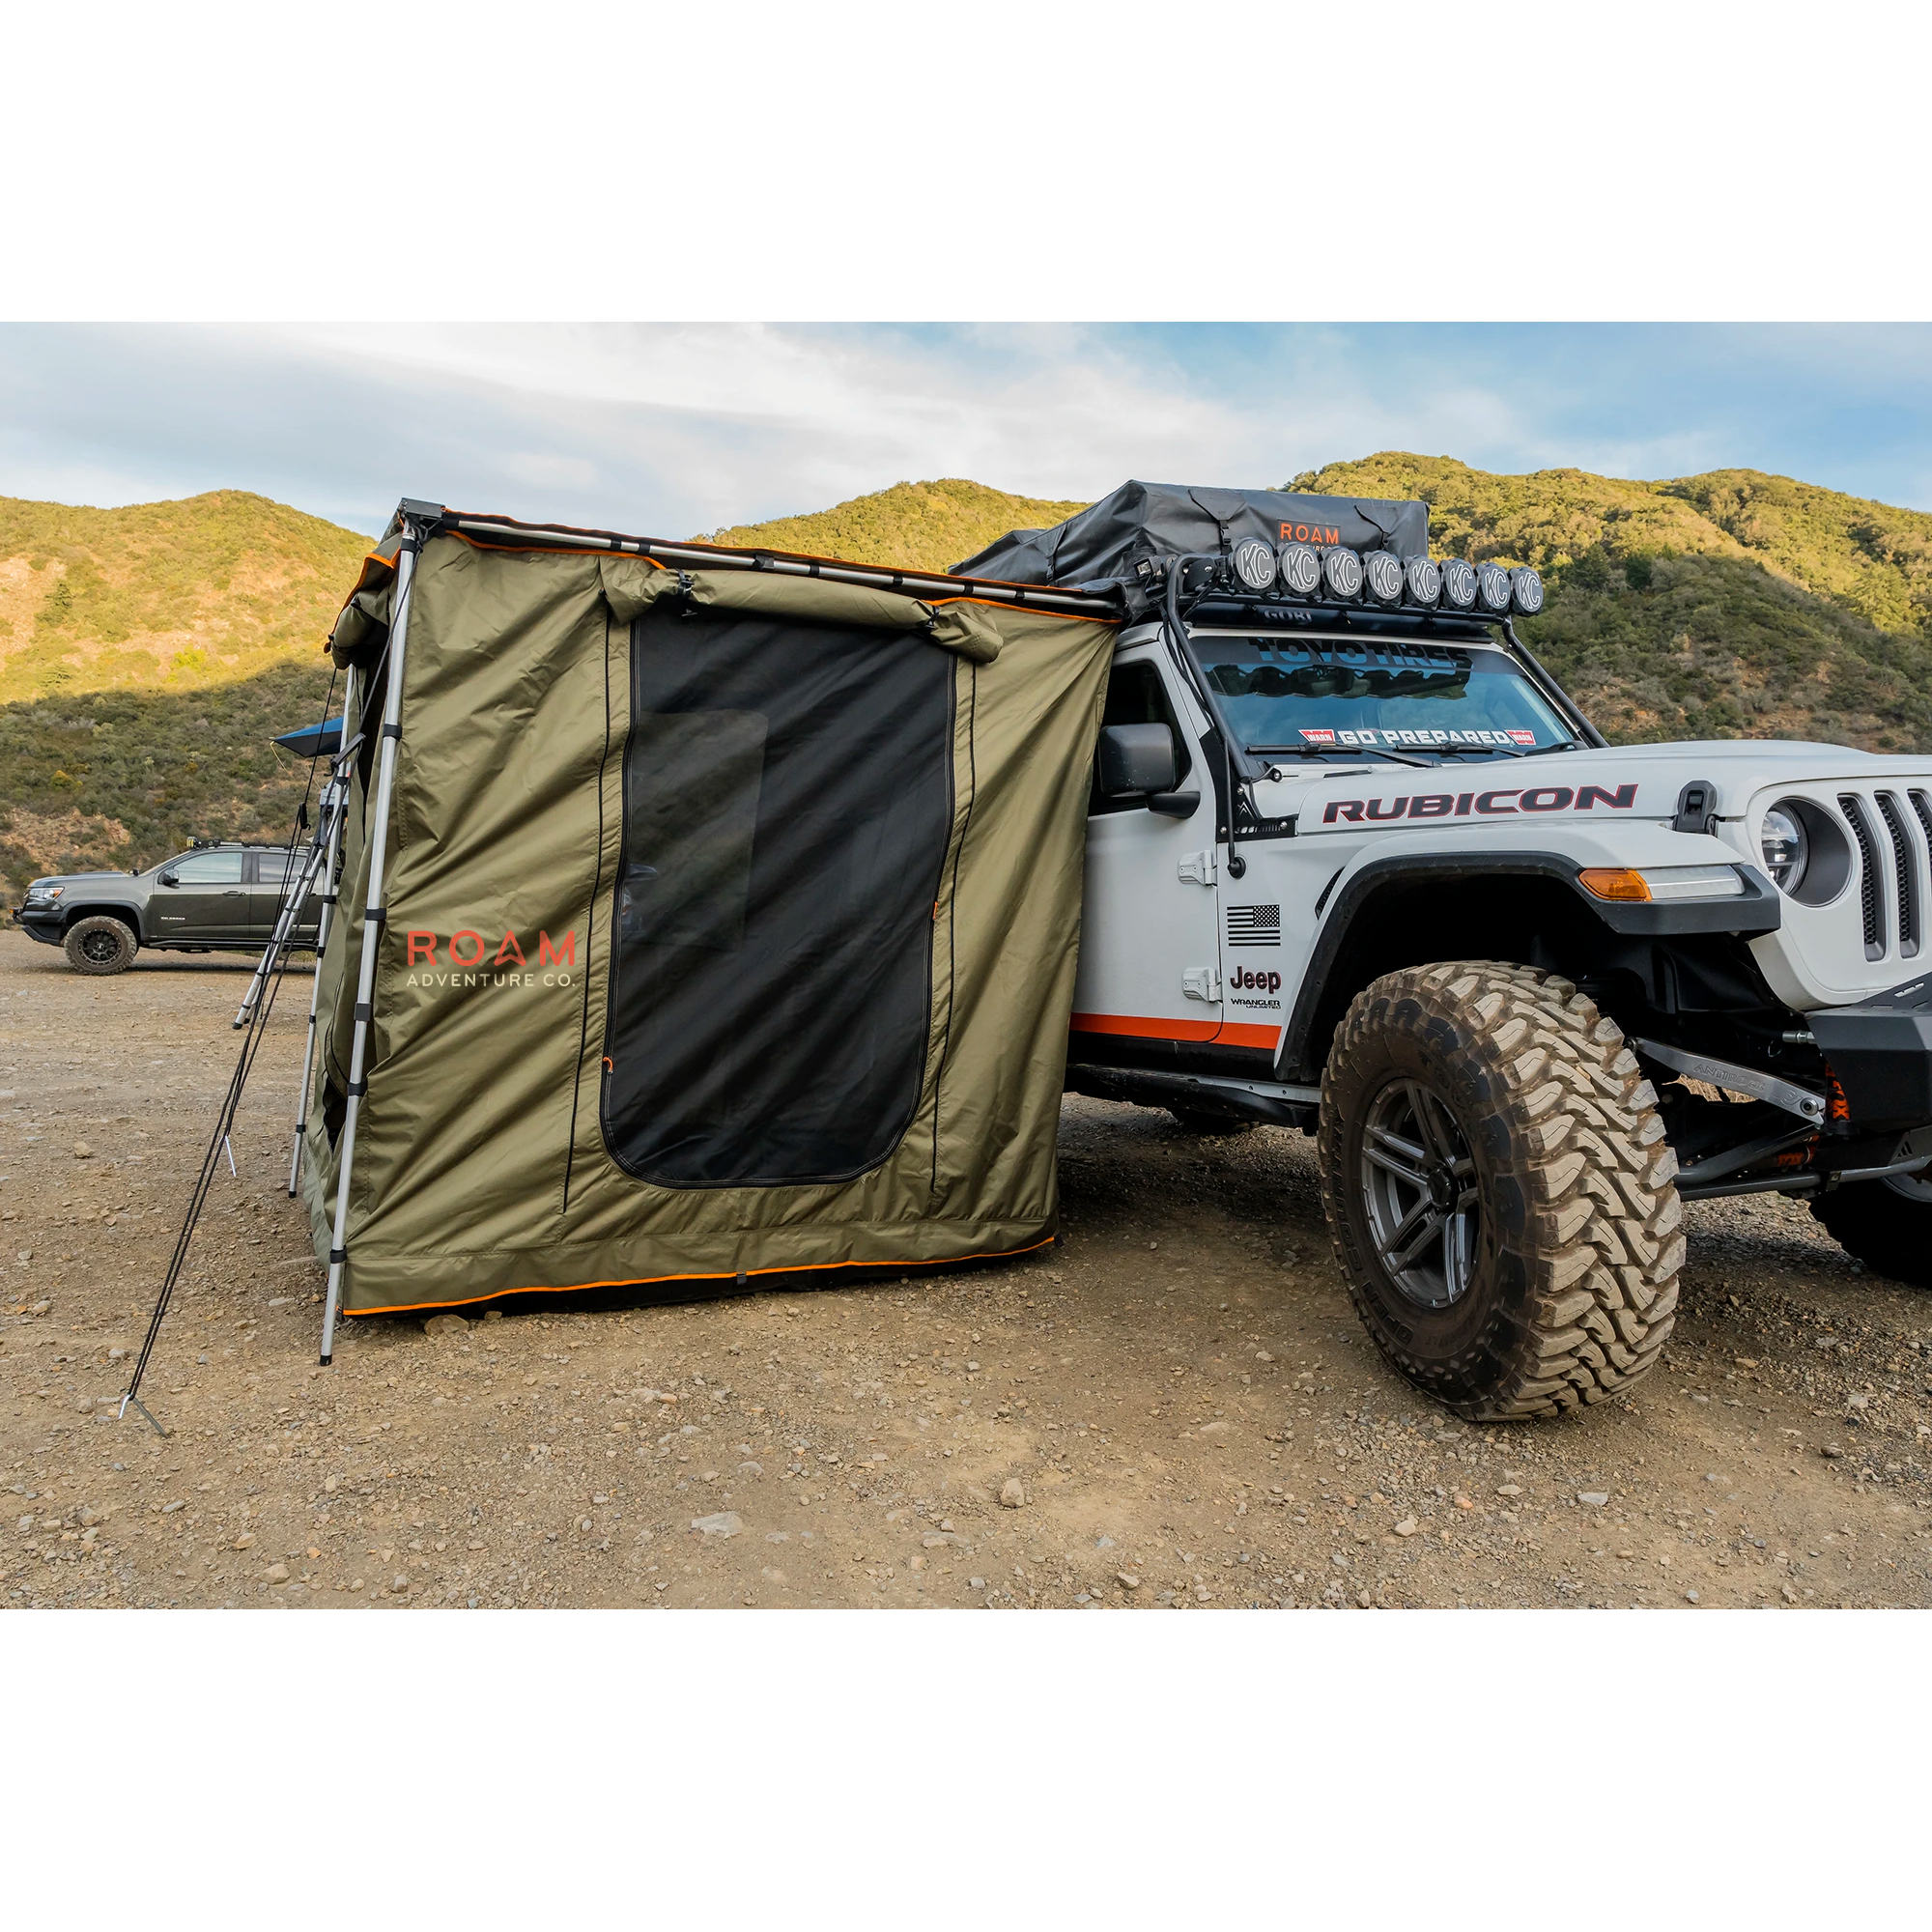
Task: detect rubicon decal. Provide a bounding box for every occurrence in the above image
[405,928,577,987]
[1321,782,1637,824]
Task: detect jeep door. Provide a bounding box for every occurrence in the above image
[1071,647,1224,1055]
[149,849,251,946]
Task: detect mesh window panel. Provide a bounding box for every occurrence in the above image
[603,603,954,1187]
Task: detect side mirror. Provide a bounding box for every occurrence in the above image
[1098,723,1179,798]
[157,870,180,888]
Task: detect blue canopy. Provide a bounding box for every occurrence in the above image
[275,717,343,759]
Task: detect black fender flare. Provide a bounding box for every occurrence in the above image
[59,900,150,945]
[1276,850,1780,1082]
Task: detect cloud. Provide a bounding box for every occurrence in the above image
[5,324,1932,536]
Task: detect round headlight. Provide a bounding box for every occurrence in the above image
[1278,542,1322,595]
[1322,547,1364,600]
[1478,560,1513,611]
[1232,536,1276,590]
[1404,555,1441,606]
[1364,551,1403,604]
[1510,566,1545,614]
[1761,804,1809,893]
[1440,557,1478,610]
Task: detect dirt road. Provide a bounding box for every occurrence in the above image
[5,925,1930,1610]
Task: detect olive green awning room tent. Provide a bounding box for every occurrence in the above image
[298,501,1120,1355]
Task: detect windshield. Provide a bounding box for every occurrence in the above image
[1192,635,1573,756]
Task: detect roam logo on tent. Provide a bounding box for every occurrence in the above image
[404,928,578,988]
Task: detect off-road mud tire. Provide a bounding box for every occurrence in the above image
[1318,960,1683,1420]
[63,915,139,977]
[1167,1107,1257,1136]
[1809,1174,1932,1288]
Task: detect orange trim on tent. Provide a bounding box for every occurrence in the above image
[339,1235,1057,1318]
[445,529,670,566]
[921,595,1115,625]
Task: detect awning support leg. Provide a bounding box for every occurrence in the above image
[288,672,357,1196]
[321,522,427,1366]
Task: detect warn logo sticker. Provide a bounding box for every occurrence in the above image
[1321,782,1637,824]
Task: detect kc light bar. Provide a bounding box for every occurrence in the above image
[1183,540,1546,618]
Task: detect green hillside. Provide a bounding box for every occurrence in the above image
[1293,455,1932,751]
[702,477,1090,574]
[0,489,368,705]
[8,460,1932,898]
[0,490,359,893]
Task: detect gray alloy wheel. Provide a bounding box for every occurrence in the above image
[1358,1075,1481,1311]
[63,915,139,976]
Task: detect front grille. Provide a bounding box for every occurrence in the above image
[1877,792,1919,957]
[1839,793,1885,960]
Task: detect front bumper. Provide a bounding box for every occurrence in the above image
[12,906,63,946]
[1811,976,1932,1130]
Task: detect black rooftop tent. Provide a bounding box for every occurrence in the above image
[952,480,1433,603]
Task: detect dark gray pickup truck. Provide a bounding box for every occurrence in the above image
[12,840,322,975]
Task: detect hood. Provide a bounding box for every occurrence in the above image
[23,868,139,892]
[1253,737,1932,838]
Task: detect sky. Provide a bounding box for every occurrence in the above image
[5,322,1932,537]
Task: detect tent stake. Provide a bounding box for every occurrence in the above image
[321,518,428,1365]
[288,673,357,1196]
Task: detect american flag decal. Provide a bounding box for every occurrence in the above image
[1226,904,1281,947]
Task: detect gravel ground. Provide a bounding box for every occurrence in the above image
[5,924,1932,1610]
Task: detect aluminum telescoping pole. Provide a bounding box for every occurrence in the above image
[233,782,341,1031]
[319,528,424,1365]
[287,768,352,1195]
[291,668,362,1193]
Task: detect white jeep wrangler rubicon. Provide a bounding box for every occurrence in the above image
[968,484,1932,1423]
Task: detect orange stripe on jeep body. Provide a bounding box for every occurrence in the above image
[1069,1012,1282,1049]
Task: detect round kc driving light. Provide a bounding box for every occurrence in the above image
[1510,566,1545,614]
[1760,803,1809,894]
[1440,556,1478,609]
[1232,536,1277,590]
[1278,542,1322,595]
[1404,555,1441,606]
[1364,550,1404,604]
[1322,547,1364,600]
[1478,560,1513,611]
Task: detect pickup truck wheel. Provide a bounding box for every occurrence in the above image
[1809,1156,1932,1287]
[63,915,139,976]
[1167,1108,1256,1136]
[1318,961,1683,1421]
